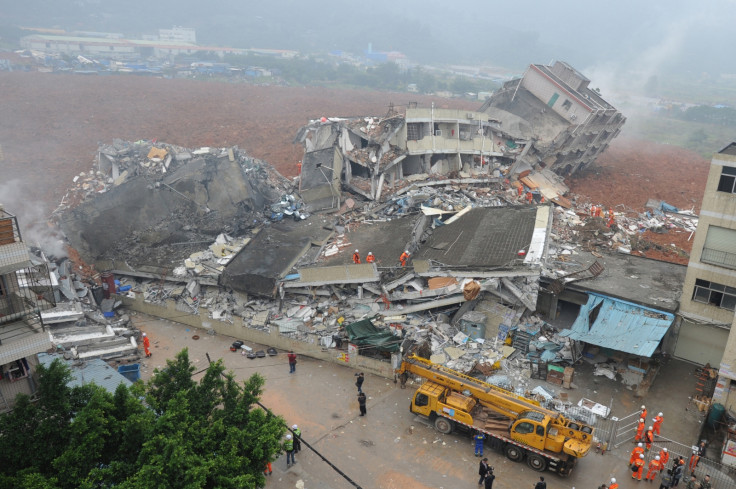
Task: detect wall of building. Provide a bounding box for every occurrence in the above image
[120,294,395,379]
[521,68,590,124]
[0,356,39,413]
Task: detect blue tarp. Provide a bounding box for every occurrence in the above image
[559,293,674,357]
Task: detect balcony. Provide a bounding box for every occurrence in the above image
[701,247,736,270]
[0,209,22,245]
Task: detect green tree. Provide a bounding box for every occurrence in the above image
[0,350,286,489]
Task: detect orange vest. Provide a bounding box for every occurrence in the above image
[366,255,375,263]
[659,450,669,465]
[610,484,619,489]
[635,458,645,469]
[654,415,663,427]
[353,253,361,264]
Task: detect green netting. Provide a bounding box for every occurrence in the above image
[345,318,400,353]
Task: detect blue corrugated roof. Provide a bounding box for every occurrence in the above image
[38,353,132,393]
[559,293,674,357]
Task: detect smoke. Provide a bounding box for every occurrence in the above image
[0,179,68,259]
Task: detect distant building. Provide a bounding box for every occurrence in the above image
[677,143,736,367]
[159,26,196,44]
[481,60,625,176]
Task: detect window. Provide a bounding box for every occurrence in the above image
[414,393,429,407]
[547,93,560,107]
[514,422,535,434]
[692,279,736,311]
[717,166,736,193]
[562,99,572,110]
[702,226,736,269]
[407,123,422,141]
[536,425,545,436]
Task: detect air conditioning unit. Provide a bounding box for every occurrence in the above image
[435,130,442,136]
[467,113,475,119]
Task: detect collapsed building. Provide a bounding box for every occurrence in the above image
[295,60,624,211]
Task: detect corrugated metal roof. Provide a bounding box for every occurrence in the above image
[0,333,53,365]
[559,293,674,357]
[38,353,132,393]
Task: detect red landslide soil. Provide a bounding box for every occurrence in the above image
[0,73,711,264]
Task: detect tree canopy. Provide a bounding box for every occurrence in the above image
[0,349,286,489]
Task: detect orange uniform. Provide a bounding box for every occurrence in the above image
[609,484,619,489]
[689,452,700,472]
[635,420,645,441]
[645,429,654,450]
[399,251,410,267]
[352,251,361,264]
[653,415,663,435]
[526,191,533,204]
[630,446,645,464]
[659,449,669,467]
[142,334,151,357]
[632,457,645,480]
[366,253,375,263]
[646,459,663,480]
[641,407,648,421]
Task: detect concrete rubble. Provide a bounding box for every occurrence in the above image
[52,132,691,420]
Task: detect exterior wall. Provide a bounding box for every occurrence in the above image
[521,68,591,123]
[0,356,39,413]
[120,294,395,379]
[680,150,736,325]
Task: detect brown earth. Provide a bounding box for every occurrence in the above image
[0,73,712,264]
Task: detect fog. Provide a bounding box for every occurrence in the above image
[5,0,736,80]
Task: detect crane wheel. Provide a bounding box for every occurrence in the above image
[434,417,454,434]
[526,453,547,472]
[504,444,524,462]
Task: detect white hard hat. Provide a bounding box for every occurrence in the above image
[638,443,643,448]
[142,332,146,336]
[648,426,653,430]
[658,412,663,416]
[655,456,660,460]
[355,249,359,253]
[640,454,645,459]
[611,478,616,483]
[286,434,292,440]
[641,405,646,409]
[639,418,644,423]
[368,252,373,255]
[405,250,409,253]
[291,424,298,430]
[663,448,668,452]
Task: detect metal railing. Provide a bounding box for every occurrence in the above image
[701,247,736,270]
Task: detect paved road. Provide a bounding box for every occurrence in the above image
[130,312,701,489]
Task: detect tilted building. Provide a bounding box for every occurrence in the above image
[479,60,625,176]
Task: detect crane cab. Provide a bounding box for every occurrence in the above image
[411,382,476,426]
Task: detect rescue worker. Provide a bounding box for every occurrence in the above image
[630,443,645,464]
[352,249,361,264]
[366,252,376,263]
[688,450,700,473]
[609,478,619,489]
[526,191,533,204]
[291,424,301,453]
[659,447,670,468]
[641,405,648,422]
[647,455,663,481]
[285,434,295,467]
[296,160,302,174]
[633,453,646,480]
[399,250,410,267]
[645,425,655,451]
[474,431,485,457]
[635,418,646,442]
[653,412,664,435]
[142,332,151,358]
[700,474,711,489]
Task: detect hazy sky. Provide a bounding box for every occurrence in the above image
[5,0,736,80]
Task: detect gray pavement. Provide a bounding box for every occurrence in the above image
[129,311,711,489]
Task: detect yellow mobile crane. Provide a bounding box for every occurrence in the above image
[396,354,594,476]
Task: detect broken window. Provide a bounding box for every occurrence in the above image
[717,166,736,193]
[692,279,736,311]
[562,99,572,110]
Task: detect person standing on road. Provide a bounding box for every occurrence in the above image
[660,447,670,468]
[631,443,645,464]
[358,392,367,416]
[355,372,364,393]
[291,424,301,453]
[534,476,546,489]
[659,469,674,489]
[635,418,646,442]
[609,477,619,489]
[689,450,700,473]
[645,425,655,450]
[633,453,646,481]
[685,474,698,489]
[673,458,685,486]
[478,458,489,485]
[483,466,495,489]
[699,474,711,489]
[474,431,485,457]
[142,332,152,358]
[653,412,664,435]
[287,350,297,374]
[284,434,295,468]
[647,455,663,481]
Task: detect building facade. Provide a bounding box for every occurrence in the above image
[676,143,736,366]
[0,206,54,412]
